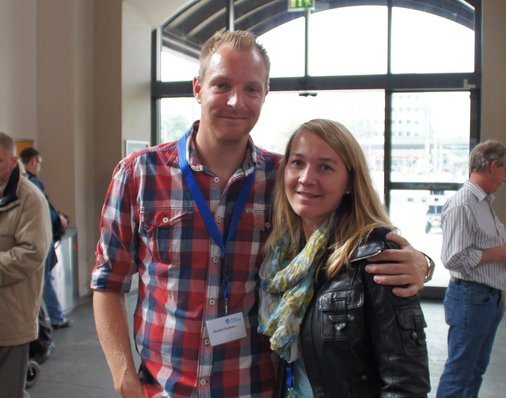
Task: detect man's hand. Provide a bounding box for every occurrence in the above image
[117,375,145,398]
[93,291,144,398]
[365,232,428,297]
[58,212,69,228]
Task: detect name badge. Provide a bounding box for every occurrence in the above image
[205,312,247,346]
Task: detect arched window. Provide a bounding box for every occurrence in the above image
[152,0,481,296]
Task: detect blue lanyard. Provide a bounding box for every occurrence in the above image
[285,364,294,397]
[177,134,255,313]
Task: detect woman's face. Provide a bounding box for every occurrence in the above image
[284,130,350,239]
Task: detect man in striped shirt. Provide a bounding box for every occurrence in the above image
[437,140,506,398]
[92,30,431,398]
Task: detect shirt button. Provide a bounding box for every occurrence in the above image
[209,299,216,306]
[214,177,220,183]
[216,216,221,223]
[212,257,219,264]
[204,338,210,345]
[265,222,271,228]
[200,379,207,385]
[162,217,169,223]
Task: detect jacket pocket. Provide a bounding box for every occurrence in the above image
[396,307,428,354]
[319,289,364,341]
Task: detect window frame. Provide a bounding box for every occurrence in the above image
[150,0,482,299]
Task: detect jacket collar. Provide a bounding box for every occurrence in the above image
[0,165,20,208]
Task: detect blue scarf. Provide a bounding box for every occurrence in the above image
[258,219,332,362]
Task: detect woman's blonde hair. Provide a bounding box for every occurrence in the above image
[266,119,395,278]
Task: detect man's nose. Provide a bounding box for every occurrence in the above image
[227,89,243,109]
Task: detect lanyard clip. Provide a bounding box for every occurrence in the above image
[224,279,229,315]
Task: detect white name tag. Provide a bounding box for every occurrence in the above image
[205,312,247,346]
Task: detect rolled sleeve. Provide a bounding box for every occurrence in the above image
[91,162,138,293]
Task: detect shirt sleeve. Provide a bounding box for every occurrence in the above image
[441,205,482,276]
[91,161,138,293]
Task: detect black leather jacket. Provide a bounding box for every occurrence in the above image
[275,228,430,397]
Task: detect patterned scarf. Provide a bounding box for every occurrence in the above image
[257,219,332,363]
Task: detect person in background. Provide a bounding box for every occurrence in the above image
[437,139,506,398]
[258,119,430,397]
[19,147,71,330]
[92,30,432,398]
[0,132,52,398]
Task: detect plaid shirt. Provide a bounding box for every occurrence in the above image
[92,123,281,397]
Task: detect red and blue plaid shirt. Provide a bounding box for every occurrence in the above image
[92,123,281,397]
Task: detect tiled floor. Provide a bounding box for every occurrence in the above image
[28,296,506,398]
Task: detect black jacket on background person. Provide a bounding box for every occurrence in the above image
[274,228,430,398]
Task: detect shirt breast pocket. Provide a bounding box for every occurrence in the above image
[140,207,194,264]
[319,289,364,341]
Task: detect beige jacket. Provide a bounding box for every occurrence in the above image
[0,165,52,346]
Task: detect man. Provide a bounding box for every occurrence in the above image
[92,30,431,398]
[0,132,52,398]
[19,147,71,329]
[437,140,506,398]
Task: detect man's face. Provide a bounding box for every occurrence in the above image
[490,160,506,193]
[0,147,18,186]
[33,156,42,175]
[24,155,42,176]
[193,44,269,145]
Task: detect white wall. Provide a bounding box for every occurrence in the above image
[0,0,37,140]
[36,0,97,298]
[122,2,152,144]
[121,0,188,144]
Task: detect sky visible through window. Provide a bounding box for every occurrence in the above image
[161,6,474,80]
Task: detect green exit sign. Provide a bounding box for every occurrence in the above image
[288,0,315,11]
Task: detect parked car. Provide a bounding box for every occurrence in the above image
[425,204,443,233]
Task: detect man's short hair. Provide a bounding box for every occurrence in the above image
[0,132,15,155]
[199,30,270,86]
[470,139,506,173]
[19,147,40,165]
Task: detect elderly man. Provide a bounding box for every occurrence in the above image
[437,139,506,398]
[0,132,52,398]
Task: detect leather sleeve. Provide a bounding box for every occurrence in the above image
[361,238,431,397]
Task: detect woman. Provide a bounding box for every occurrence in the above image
[258,119,430,397]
